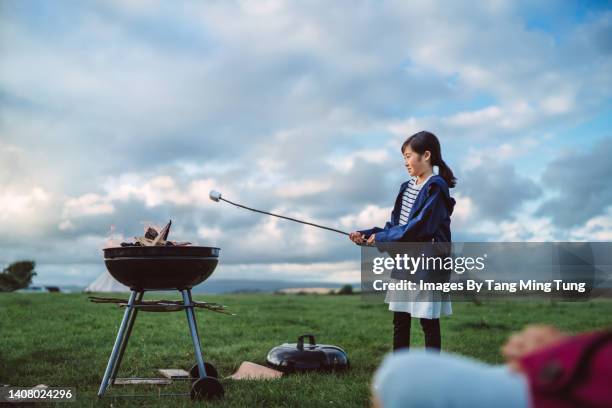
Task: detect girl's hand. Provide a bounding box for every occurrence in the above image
[349,232,365,244]
[366,234,376,245]
[501,325,568,373]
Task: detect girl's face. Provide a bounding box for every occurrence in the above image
[403,145,431,177]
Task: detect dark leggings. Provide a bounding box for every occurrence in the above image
[393,311,441,352]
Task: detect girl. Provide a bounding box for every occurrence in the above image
[349,131,456,352]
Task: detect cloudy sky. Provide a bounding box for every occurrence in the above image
[1,0,611,286]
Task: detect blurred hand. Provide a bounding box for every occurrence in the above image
[349,232,365,245]
[501,324,568,373]
[366,234,376,245]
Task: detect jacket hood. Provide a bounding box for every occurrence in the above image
[405,175,456,216]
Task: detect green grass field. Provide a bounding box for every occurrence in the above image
[1,293,611,407]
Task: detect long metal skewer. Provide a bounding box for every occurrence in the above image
[209,190,350,236]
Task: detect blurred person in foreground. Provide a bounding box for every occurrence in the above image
[372,324,612,408]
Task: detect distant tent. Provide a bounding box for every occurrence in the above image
[84,272,129,292]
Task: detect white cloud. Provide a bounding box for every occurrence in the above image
[462,205,612,242]
[57,175,223,236]
[197,226,222,241]
[445,101,536,131]
[101,175,218,208]
[275,179,332,198]
[0,187,49,216]
[445,105,504,127]
[58,219,76,231]
[450,193,474,229]
[62,193,114,218]
[386,117,423,141]
[496,217,558,242]
[328,149,391,173]
[0,141,23,153]
[462,137,539,170]
[0,187,52,232]
[569,208,612,241]
[462,215,557,242]
[104,0,162,16]
[386,101,543,143]
[340,205,391,230]
[539,93,575,115]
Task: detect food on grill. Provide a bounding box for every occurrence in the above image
[120,220,191,247]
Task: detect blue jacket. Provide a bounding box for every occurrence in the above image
[358,175,456,281]
[358,175,456,243]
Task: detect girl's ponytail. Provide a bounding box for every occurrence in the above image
[401,131,457,188]
[434,157,456,188]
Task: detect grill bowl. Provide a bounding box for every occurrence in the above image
[103,246,220,290]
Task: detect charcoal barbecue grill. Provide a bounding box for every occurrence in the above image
[96,245,225,401]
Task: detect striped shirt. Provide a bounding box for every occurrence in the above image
[398,175,432,225]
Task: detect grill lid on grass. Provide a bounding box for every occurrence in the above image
[266,334,350,373]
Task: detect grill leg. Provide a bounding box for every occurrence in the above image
[187,290,201,339]
[182,289,208,379]
[109,290,144,385]
[97,290,138,398]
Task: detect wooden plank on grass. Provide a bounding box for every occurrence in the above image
[158,369,190,379]
[113,378,172,385]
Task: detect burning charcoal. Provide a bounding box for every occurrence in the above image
[144,227,159,240]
